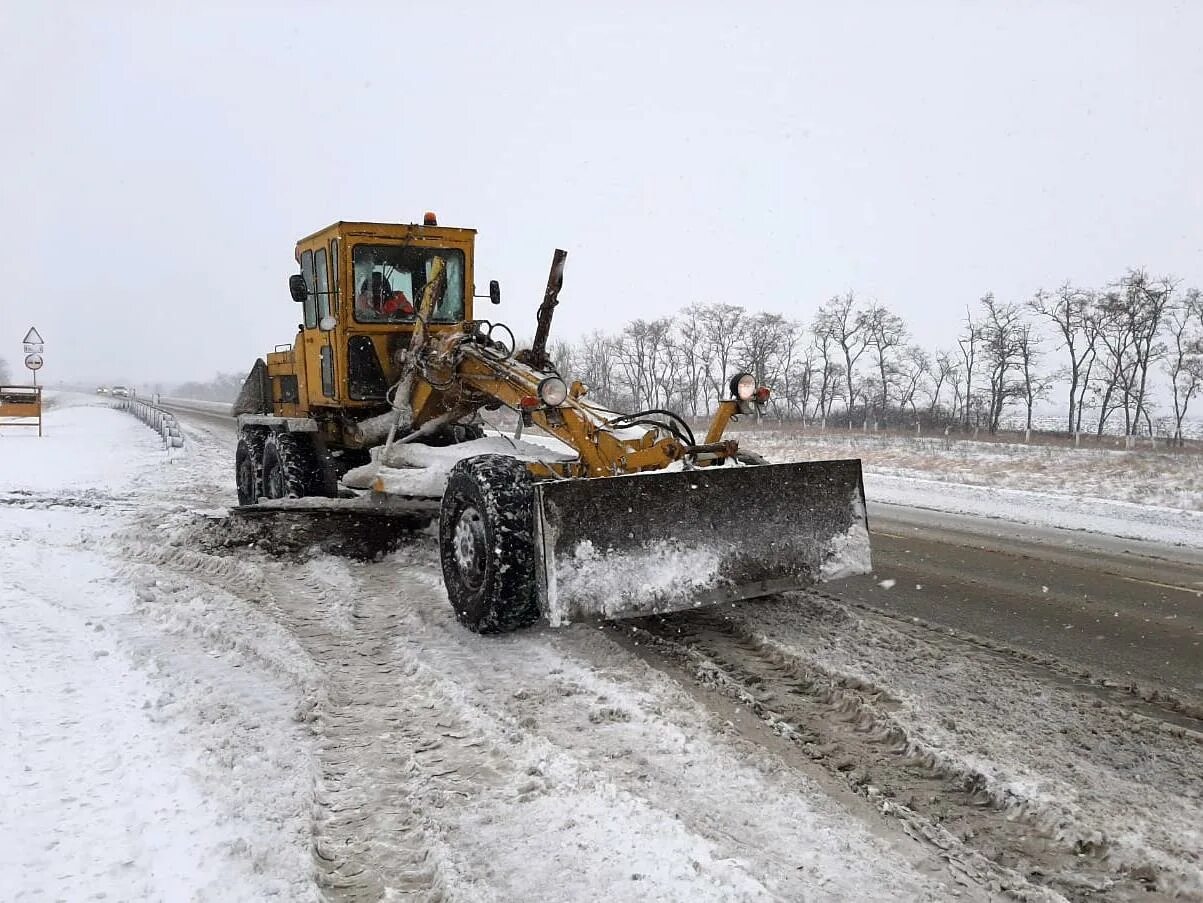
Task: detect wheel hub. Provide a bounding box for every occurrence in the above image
[453,506,488,591]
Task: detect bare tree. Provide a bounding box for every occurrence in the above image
[781,353,816,421]
[811,321,835,427]
[894,345,930,425]
[764,321,811,421]
[978,294,1025,433]
[814,292,870,426]
[674,305,711,416]
[930,350,959,421]
[737,312,793,389]
[956,305,981,429]
[698,303,746,406]
[614,318,675,409]
[1030,283,1099,437]
[810,328,841,428]
[1016,321,1050,438]
[1165,288,1203,446]
[1092,289,1139,437]
[574,330,619,408]
[549,338,576,378]
[0,357,10,384]
[1119,270,1173,435]
[863,303,908,419]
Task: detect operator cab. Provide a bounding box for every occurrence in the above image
[351,243,465,324]
[281,217,487,411]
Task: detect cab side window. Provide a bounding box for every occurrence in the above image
[314,248,330,321]
[330,239,341,314]
[300,249,318,328]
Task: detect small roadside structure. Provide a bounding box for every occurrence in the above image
[0,385,43,437]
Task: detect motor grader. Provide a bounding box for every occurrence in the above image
[233,215,871,633]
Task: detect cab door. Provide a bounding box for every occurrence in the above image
[299,246,337,406]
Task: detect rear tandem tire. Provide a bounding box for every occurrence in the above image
[439,454,540,634]
[262,432,322,500]
[235,428,269,505]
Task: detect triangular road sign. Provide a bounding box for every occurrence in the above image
[23,327,44,344]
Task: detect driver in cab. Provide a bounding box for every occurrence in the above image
[356,272,414,320]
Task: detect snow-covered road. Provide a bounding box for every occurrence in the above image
[0,401,315,900]
[3,396,1201,901]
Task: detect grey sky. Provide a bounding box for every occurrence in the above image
[2,1,1200,387]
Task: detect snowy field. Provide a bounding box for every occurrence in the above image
[3,395,1200,900]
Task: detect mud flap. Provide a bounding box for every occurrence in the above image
[532,459,871,626]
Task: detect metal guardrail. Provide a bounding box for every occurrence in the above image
[113,395,184,450]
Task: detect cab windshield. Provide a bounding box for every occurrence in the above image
[351,244,465,324]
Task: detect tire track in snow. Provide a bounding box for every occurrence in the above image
[614,598,1202,901]
[120,515,966,901]
[287,545,962,902]
[99,534,458,900]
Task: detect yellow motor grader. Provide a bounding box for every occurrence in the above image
[233,215,871,632]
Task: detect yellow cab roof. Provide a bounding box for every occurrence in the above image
[296,220,477,247]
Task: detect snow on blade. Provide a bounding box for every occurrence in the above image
[819,518,873,582]
[534,459,870,625]
[544,537,723,626]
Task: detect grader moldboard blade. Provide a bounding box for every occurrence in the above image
[532,459,871,626]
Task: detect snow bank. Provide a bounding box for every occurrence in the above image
[866,472,1203,548]
[0,401,316,901]
[745,431,1203,548]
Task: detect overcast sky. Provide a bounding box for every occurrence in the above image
[1,1,1200,387]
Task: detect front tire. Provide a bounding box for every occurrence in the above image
[439,454,540,634]
[262,432,321,500]
[235,428,269,505]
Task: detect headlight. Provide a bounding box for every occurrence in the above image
[729,372,756,401]
[537,376,568,407]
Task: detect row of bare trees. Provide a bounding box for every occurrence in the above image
[553,270,1203,445]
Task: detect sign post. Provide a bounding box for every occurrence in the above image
[21,328,45,387]
[25,353,44,386]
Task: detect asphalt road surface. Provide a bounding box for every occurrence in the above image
[846,503,1203,705]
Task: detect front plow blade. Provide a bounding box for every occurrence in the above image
[532,459,870,626]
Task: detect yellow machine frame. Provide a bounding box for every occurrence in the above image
[263,220,751,479]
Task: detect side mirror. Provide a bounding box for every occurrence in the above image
[489,279,501,305]
[289,274,308,303]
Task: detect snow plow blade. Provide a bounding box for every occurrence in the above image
[532,459,870,626]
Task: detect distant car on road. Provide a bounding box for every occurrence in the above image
[96,386,108,395]
[111,386,129,398]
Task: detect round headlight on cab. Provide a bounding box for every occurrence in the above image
[729,372,756,401]
[537,376,568,407]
